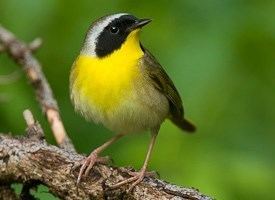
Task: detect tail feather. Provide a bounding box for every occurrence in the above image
[170,117,196,133]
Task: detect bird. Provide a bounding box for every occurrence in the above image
[70,13,195,191]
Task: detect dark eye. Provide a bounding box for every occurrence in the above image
[110,26,119,34]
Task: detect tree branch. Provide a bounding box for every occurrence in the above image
[0,111,213,200]
[0,24,74,151]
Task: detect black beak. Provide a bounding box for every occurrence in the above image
[128,18,152,32]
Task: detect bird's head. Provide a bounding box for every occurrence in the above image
[81,13,151,58]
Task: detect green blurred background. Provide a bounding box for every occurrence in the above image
[1,0,274,199]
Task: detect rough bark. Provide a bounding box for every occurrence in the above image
[0,131,212,200]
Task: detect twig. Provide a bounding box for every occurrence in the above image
[28,38,42,52]
[0,112,213,200]
[23,109,35,126]
[23,109,44,141]
[0,24,75,152]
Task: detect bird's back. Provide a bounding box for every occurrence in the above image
[142,48,196,132]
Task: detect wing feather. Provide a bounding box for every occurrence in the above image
[142,48,184,118]
[142,47,196,132]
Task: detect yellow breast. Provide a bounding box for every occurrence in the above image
[71,30,144,113]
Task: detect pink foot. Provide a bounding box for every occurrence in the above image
[111,168,157,192]
[76,151,109,184]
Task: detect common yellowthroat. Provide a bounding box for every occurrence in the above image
[70,13,195,190]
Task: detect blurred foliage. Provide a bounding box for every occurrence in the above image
[0,0,275,199]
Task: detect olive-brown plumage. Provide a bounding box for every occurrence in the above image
[142,48,195,132]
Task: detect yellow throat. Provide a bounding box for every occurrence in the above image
[71,30,144,112]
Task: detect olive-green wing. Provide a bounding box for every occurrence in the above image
[142,48,195,132]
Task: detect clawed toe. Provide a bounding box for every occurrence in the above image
[127,173,145,192]
[75,152,109,184]
[96,156,111,164]
[127,170,158,178]
[110,169,150,192]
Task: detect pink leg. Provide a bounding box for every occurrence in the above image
[111,128,159,192]
[77,133,125,184]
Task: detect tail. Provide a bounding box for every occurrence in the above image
[170,117,196,133]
